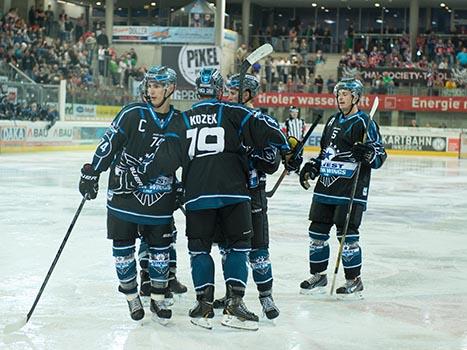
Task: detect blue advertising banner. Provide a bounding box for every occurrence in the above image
[112,26,215,44]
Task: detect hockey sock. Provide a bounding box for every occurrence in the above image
[308,238,330,275]
[113,240,137,294]
[218,244,229,281]
[189,252,215,291]
[224,249,248,297]
[169,224,178,271]
[169,243,177,274]
[148,245,171,293]
[138,237,149,270]
[341,241,362,280]
[249,248,273,292]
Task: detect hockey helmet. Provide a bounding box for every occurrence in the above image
[141,65,177,104]
[333,78,364,102]
[196,68,224,98]
[226,73,260,98]
[144,65,177,87]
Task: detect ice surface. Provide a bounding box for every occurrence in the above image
[1,151,466,350]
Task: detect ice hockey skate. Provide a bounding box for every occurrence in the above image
[150,295,172,325]
[336,277,364,299]
[259,294,280,320]
[213,294,229,309]
[126,294,145,321]
[168,276,188,294]
[213,286,231,309]
[163,275,187,306]
[300,273,328,294]
[221,296,259,331]
[189,300,215,330]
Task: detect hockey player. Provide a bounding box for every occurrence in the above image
[78,65,186,323]
[285,106,305,141]
[115,68,299,330]
[212,73,283,320]
[298,78,386,298]
[136,83,187,304]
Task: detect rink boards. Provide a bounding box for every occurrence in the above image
[0,120,462,157]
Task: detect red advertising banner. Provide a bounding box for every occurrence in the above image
[255,93,467,113]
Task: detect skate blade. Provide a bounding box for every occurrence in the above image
[151,314,171,326]
[190,317,213,330]
[336,291,364,300]
[300,286,327,295]
[221,315,259,331]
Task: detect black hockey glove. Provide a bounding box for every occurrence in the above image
[299,158,321,190]
[352,142,375,165]
[79,163,99,200]
[284,153,303,172]
[283,136,303,172]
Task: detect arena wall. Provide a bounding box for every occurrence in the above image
[0,120,461,157]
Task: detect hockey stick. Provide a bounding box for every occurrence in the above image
[3,197,87,334]
[266,114,323,198]
[330,96,379,296]
[238,43,273,103]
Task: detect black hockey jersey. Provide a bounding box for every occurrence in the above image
[139,98,289,211]
[313,110,386,209]
[91,102,179,225]
[247,146,281,190]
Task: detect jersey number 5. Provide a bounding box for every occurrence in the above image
[187,127,225,158]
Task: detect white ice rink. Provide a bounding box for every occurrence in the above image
[1,151,467,350]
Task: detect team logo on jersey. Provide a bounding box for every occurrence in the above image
[320,146,338,187]
[133,191,166,206]
[139,175,173,194]
[319,146,357,187]
[134,175,173,206]
[114,256,134,277]
[320,160,357,178]
[149,252,169,275]
[250,256,271,275]
[341,244,359,263]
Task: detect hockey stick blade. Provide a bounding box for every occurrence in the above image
[369,96,379,119]
[3,317,27,334]
[266,114,323,198]
[246,43,273,66]
[239,43,274,75]
[238,43,274,103]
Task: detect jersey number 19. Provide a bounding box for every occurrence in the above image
[187,127,225,158]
